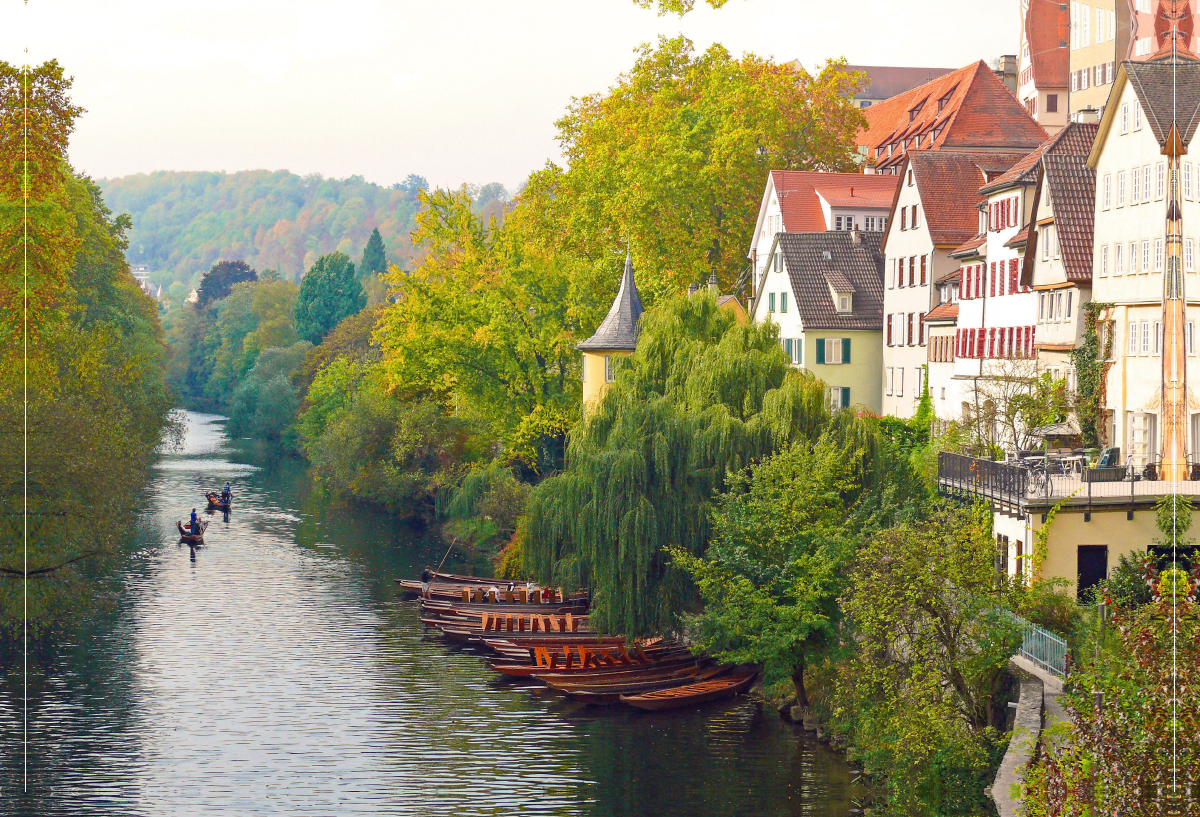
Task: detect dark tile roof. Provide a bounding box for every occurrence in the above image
[924,303,959,322]
[825,269,856,292]
[982,121,1099,195]
[777,231,884,331]
[1044,153,1096,282]
[908,150,1031,246]
[578,254,643,351]
[1125,54,1200,149]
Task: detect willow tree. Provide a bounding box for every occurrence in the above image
[524,294,830,635]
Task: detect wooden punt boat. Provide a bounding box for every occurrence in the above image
[558,665,733,706]
[205,492,231,511]
[489,647,693,677]
[397,578,586,606]
[177,519,208,545]
[543,660,717,691]
[620,670,758,711]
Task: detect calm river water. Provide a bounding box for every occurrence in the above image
[2,412,863,816]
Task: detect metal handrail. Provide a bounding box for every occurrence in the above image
[1005,611,1067,677]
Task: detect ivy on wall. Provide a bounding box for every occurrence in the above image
[1071,301,1115,448]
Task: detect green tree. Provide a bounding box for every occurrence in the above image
[524,293,831,635]
[523,36,865,300]
[377,188,602,456]
[295,252,365,345]
[196,259,256,307]
[673,418,921,706]
[359,227,387,280]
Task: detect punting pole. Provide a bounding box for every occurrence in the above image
[1161,121,1188,482]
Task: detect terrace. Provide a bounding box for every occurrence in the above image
[936,452,1200,517]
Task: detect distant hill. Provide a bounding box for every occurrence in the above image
[97,170,428,286]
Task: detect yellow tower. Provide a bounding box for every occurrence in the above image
[579,253,643,408]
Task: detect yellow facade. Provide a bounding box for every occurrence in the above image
[581,350,629,408]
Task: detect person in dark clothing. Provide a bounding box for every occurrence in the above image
[190,508,199,535]
[420,567,433,599]
[221,482,232,502]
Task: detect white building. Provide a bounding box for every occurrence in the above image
[1089,53,1200,467]
[882,150,1030,418]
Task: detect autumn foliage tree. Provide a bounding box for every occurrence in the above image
[523,35,865,301]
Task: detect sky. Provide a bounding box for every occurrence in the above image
[4,1,1018,192]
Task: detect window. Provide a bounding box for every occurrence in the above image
[896,367,904,397]
[768,293,776,312]
[1100,245,1109,277]
[1156,162,1166,199]
[1132,166,1141,202]
[920,255,927,285]
[1056,292,1064,322]
[1120,103,1129,134]
[829,387,851,410]
[1190,322,1196,356]
[1186,163,1194,199]
[1129,241,1139,273]
[919,313,926,345]
[1046,94,1058,113]
[1134,100,1141,130]
[886,367,893,395]
[1117,171,1126,207]
[1116,242,1125,275]
[780,292,788,313]
[1155,321,1163,355]
[1187,239,1195,272]
[838,294,851,313]
[1042,228,1051,261]
[907,313,914,345]
[835,215,843,230]
[1103,174,1112,209]
[1066,291,1073,320]
[1154,239,1163,271]
[1142,321,1151,355]
[1142,240,1151,273]
[816,338,849,365]
[1038,292,1046,321]
[911,205,919,228]
[1128,322,1138,355]
[604,355,615,382]
[907,169,913,187]
[1143,166,1151,203]
[886,314,893,345]
[900,208,907,230]
[909,256,916,287]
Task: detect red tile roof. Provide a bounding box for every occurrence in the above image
[769,171,899,232]
[1025,0,1069,90]
[924,303,959,323]
[949,233,987,257]
[858,61,1047,172]
[905,150,1031,247]
[1004,224,1032,249]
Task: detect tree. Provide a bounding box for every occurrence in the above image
[673,418,922,706]
[377,188,602,454]
[633,0,735,13]
[522,36,865,301]
[295,252,366,344]
[524,293,832,635]
[963,359,1071,454]
[359,227,387,280]
[196,259,257,307]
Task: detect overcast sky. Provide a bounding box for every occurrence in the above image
[5,1,1017,191]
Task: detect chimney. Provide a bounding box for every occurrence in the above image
[687,283,699,296]
[851,229,862,245]
[1072,107,1101,124]
[708,272,719,294]
[849,186,854,198]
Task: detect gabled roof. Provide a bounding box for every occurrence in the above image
[776,231,884,331]
[578,254,643,351]
[950,233,987,258]
[907,150,1031,246]
[858,61,1047,171]
[1024,0,1069,90]
[825,270,856,292]
[1124,54,1200,149]
[924,303,959,323]
[1004,224,1032,249]
[768,171,899,233]
[836,64,957,100]
[1024,122,1098,285]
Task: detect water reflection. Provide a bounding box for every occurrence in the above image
[1,413,862,816]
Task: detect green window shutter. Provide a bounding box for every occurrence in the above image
[816,339,826,364]
[841,387,850,407]
[781,292,788,313]
[843,338,851,363]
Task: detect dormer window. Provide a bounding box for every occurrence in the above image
[838,294,852,313]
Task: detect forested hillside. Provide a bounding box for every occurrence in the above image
[98,171,507,287]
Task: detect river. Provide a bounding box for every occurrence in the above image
[2,412,863,816]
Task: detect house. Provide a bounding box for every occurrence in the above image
[827,64,957,109]
[747,171,899,292]
[857,60,1049,175]
[1022,122,1101,392]
[1018,0,1070,132]
[1090,51,1200,468]
[579,254,643,408]
[750,230,885,413]
[1066,0,1124,116]
[923,271,961,413]
[881,150,1031,419]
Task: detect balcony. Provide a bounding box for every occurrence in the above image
[936,451,1200,516]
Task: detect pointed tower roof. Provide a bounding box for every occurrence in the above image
[578,253,644,351]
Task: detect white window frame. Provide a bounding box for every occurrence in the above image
[1129,322,1138,354]
[1143,166,1151,203]
[1103,174,1111,209]
[1156,162,1166,200]
[1142,240,1151,273]
[886,367,894,396]
[1116,242,1125,275]
[1142,321,1151,355]
[1100,244,1109,277]
[1154,238,1164,271]
[1120,104,1128,134]
[604,354,616,383]
[1117,171,1126,207]
[1187,239,1195,272]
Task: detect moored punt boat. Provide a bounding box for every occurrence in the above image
[619,670,758,711]
[556,665,734,706]
[542,660,717,691]
[205,492,231,511]
[177,519,208,545]
[397,578,585,606]
[489,646,691,677]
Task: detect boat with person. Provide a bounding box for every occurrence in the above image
[177,519,208,545]
[205,491,231,511]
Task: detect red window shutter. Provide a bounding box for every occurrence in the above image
[907,313,914,345]
[1009,259,1018,293]
[920,255,927,285]
[1008,327,1016,357]
[919,313,926,345]
[1027,325,1034,357]
[987,327,995,358]
[909,256,916,287]
[901,208,907,230]
[990,262,996,296]
[959,270,965,299]
[977,329,985,358]
[957,329,964,357]
[886,314,892,345]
